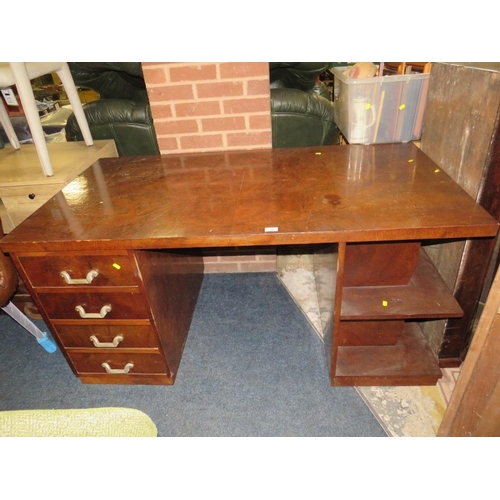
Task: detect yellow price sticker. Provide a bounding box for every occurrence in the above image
[365,103,371,110]
[399,104,406,110]
[112,263,121,270]
[382,300,388,307]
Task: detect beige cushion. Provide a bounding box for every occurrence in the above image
[0,407,157,437]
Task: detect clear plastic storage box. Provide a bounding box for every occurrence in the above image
[332,66,430,144]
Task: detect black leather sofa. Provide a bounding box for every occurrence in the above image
[65,62,160,156]
[269,62,340,148]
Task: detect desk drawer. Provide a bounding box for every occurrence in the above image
[53,323,160,349]
[67,351,168,375]
[38,292,149,320]
[18,255,137,288]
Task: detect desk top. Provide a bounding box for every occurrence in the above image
[1,143,498,253]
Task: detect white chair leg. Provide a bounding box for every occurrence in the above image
[9,63,53,176]
[56,63,93,146]
[0,99,20,149]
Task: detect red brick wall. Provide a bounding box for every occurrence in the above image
[141,62,275,272]
[142,62,272,154]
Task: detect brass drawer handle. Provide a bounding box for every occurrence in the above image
[101,362,134,374]
[89,335,124,348]
[60,270,99,285]
[75,304,112,319]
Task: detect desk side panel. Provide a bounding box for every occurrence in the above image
[133,249,204,379]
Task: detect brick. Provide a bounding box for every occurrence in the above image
[202,255,220,263]
[142,67,167,85]
[203,262,241,273]
[157,136,179,151]
[202,116,246,132]
[197,81,244,98]
[220,62,268,79]
[150,104,173,119]
[249,114,272,129]
[154,119,199,135]
[180,134,224,150]
[227,131,272,147]
[257,253,277,261]
[239,261,276,272]
[148,85,194,102]
[247,78,271,96]
[170,64,217,82]
[223,97,270,114]
[176,101,221,117]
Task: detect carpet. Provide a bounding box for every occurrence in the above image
[0,273,386,437]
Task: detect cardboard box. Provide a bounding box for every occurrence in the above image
[333,66,430,144]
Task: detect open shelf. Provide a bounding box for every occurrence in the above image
[341,249,463,320]
[332,321,443,386]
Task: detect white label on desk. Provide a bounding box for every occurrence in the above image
[264,227,279,232]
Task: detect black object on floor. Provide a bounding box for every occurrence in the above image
[0,273,386,437]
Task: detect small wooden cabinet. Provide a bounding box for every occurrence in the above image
[12,250,203,384]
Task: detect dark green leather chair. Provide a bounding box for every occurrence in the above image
[270,62,340,148]
[65,63,160,156]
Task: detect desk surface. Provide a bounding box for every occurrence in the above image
[1,143,497,253]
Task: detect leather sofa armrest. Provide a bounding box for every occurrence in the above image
[65,99,160,156]
[270,88,340,148]
[271,88,335,122]
[66,99,152,133]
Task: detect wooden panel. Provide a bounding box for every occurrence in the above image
[420,62,500,364]
[133,249,204,379]
[333,322,442,386]
[421,63,500,199]
[344,242,420,286]
[438,265,500,436]
[341,249,463,320]
[78,373,174,385]
[338,320,404,346]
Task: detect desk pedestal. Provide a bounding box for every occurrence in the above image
[316,242,462,386]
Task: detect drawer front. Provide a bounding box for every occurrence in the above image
[18,255,137,288]
[67,351,168,375]
[53,323,160,349]
[38,292,149,320]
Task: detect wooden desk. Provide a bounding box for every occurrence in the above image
[1,143,497,386]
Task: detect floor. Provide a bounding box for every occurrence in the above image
[276,252,460,437]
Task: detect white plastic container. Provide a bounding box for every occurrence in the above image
[332,66,430,144]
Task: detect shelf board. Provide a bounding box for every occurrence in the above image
[341,248,463,320]
[332,321,442,386]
